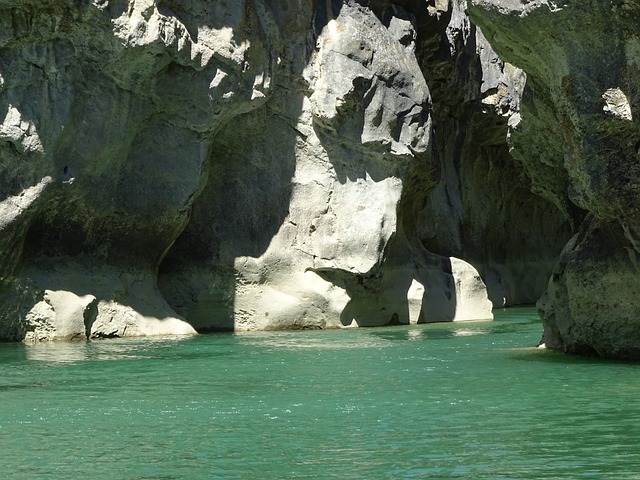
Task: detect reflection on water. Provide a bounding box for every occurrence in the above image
[452,327,489,337]
[18,308,540,364]
[23,337,191,363]
[406,329,423,341]
[237,330,396,351]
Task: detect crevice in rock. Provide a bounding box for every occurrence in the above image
[83,296,98,339]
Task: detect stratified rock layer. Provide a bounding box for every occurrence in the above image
[0,0,582,345]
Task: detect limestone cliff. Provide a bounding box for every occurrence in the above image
[0,0,587,349]
[468,0,640,359]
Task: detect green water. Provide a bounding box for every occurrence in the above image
[1,308,639,479]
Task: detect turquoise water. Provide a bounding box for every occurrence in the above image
[1,308,639,479]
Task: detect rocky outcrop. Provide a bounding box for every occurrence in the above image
[410,1,574,310]
[0,0,581,344]
[158,0,439,331]
[469,0,640,359]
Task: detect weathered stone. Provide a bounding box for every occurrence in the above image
[24,290,96,342]
[469,0,640,358]
[0,0,596,346]
[411,0,573,311]
[538,215,640,359]
[18,260,196,341]
[159,0,449,331]
[407,279,425,324]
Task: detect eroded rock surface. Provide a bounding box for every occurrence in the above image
[0,0,585,345]
[469,0,640,358]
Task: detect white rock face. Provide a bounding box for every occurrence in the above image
[407,279,425,325]
[21,263,196,341]
[0,177,51,230]
[470,0,566,16]
[0,105,44,153]
[449,258,494,321]
[602,87,633,121]
[24,290,95,342]
[0,0,508,342]
[157,1,461,332]
[304,4,431,156]
[419,257,493,323]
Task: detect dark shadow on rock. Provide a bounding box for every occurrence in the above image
[0,0,313,338]
[158,0,344,332]
[158,109,299,332]
[313,123,411,184]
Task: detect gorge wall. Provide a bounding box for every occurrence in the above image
[0,0,634,359]
[469,0,640,359]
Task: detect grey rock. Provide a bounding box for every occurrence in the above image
[470,0,640,358]
[159,0,458,331]
[414,0,573,310]
[538,215,640,359]
[0,0,586,344]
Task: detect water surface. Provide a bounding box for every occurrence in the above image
[1,308,638,479]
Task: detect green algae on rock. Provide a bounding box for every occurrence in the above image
[5,0,626,359]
